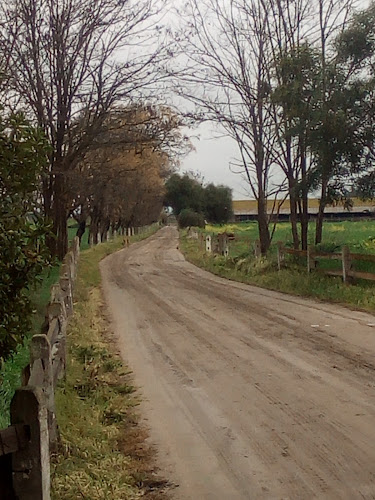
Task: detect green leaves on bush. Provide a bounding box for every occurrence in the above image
[0,114,52,361]
[178,208,206,228]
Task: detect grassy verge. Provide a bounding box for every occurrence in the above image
[180,226,375,313]
[51,224,168,500]
[0,264,61,428]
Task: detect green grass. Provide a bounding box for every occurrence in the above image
[204,220,375,274]
[51,224,166,499]
[181,220,375,313]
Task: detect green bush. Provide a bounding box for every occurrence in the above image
[0,114,52,361]
[178,209,205,228]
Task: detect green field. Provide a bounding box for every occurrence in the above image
[181,220,375,313]
[205,220,375,255]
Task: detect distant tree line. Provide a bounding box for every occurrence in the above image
[165,173,233,227]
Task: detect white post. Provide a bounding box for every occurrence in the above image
[205,235,212,253]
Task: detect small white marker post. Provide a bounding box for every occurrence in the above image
[206,235,212,254]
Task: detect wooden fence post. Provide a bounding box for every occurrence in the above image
[11,387,50,500]
[277,242,284,271]
[342,246,351,283]
[59,276,73,316]
[72,236,80,261]
[254,240,261,258]
[29,335,57,451]
[199,232,205,250]
[307,246,316,273]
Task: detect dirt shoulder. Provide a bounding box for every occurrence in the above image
[101,226,375,499]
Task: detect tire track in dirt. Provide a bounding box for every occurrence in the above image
[101,226,375,499]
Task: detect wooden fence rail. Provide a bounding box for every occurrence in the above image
[277,243,375,283]
[199,231,375,284]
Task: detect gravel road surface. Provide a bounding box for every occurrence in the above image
[100,226,375,499]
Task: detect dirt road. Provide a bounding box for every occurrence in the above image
[101,226,375,499]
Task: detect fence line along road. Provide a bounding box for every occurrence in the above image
[0,236,79,500]
[0,224,154,500]
[277,243,375,283]
[198,230,375,284]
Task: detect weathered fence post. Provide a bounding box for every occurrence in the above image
[205,235,212,253]
[254,240,261,258]
[29,335,57,451]
[59,276,73,316]
[307,246,316,273]
[199,232,205,250]
[213,235,220,254]
[277,242,284,271]
[342,245,351,283]
[46,300,67,383]
[218,233,229,258]
[11,387,51,500]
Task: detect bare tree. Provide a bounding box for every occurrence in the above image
[177,0,285,254]
[0,0,168,257]
[177,0,357,252]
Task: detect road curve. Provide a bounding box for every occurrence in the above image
[100,226,375,500]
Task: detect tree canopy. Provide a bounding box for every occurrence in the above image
[165,173,233,224]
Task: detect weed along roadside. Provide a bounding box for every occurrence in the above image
[180,222,375,313]
[0,223,168,500]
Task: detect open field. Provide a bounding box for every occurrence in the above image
[206,220,375,254]
[232,198,375,212]
[181,220,375,312]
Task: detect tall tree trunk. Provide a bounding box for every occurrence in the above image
[54,195,68,260]
[76,220,86,242]
[288,177,300,249]
[50,173,68,260]
[315,178,328,245]
[257,196,271,255]
[300,145,309,251]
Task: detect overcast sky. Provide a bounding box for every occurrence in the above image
[180,122,253,200]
